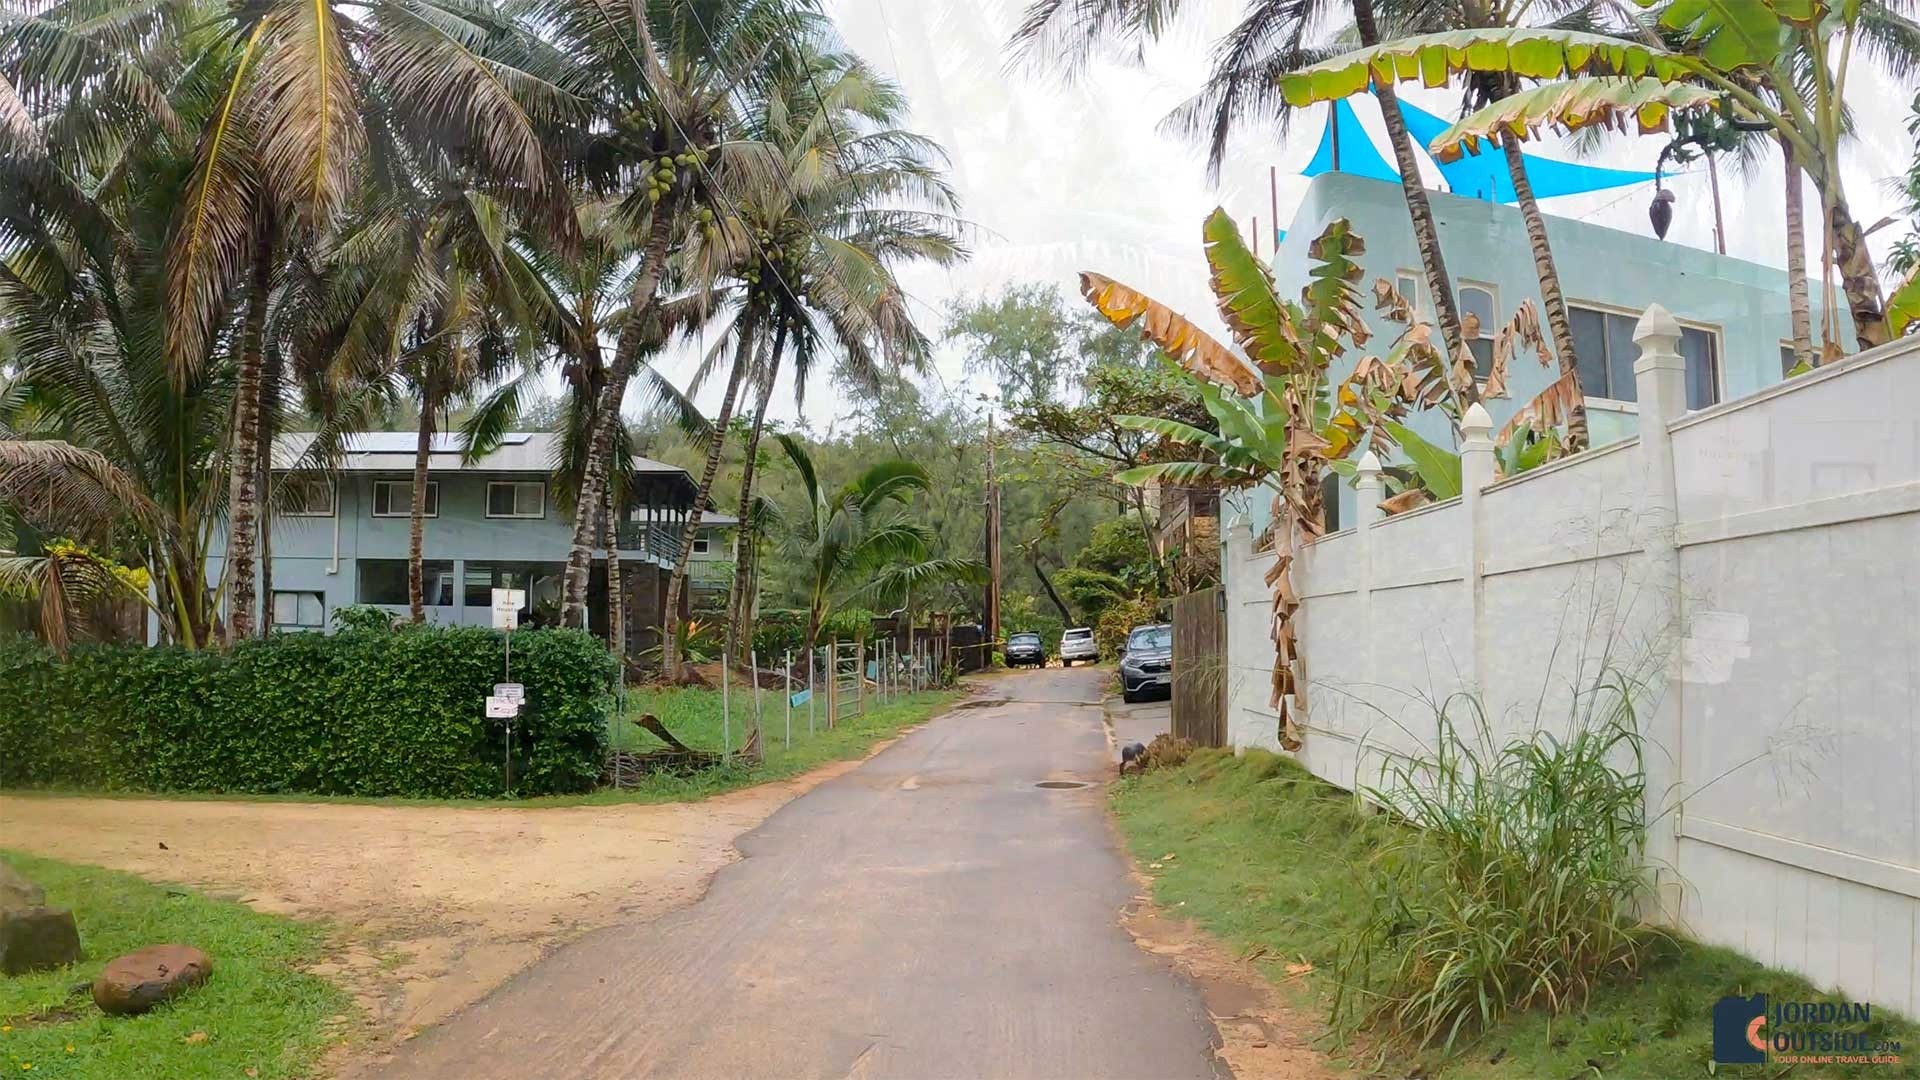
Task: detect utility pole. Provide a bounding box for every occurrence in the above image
[984,410,1002,645]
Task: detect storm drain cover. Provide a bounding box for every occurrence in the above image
[1035,780,1089,790]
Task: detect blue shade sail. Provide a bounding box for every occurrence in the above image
[1299,98,1657,204]
[1300,99,1400,183]
[1393,98,1658,202]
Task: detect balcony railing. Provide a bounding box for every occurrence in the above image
[614,522,684,562]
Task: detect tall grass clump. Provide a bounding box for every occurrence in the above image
[1332,670,1663,1051]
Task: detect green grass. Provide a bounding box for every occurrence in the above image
[593,684,967,803]
[0,852,346,1080]
[1111,749,1920,1079]
[2,685,966,810]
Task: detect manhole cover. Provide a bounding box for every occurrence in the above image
[1035,780,1089,790]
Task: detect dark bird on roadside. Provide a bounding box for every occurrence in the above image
[1119,742,1148,777]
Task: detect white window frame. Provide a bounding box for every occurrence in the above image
[1565,298,1725,409]
[1455,280,1500,384]
[485,480,547,519]
[372,479,437,518]
[691,534,710,555]
[1393,269,1423,312]
[279,476,336,517]
[271,590,326,629]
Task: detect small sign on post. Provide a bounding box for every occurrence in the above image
[485,695,520,719]
[493,683,525,704]
[490,588,526,630]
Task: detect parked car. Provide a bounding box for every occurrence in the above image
[1119,623,1173,703]
[1004,631,1047,668]
[1059,627,1098,666]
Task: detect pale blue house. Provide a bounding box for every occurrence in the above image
[1267,171,1845,529]
[206,432,736,647]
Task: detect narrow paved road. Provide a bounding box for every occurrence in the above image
[369,666,1224,1079]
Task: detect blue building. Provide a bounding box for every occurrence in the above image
[1267,171,1845,528]
[205,432,736,648]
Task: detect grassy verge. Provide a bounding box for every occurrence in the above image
[1,685,967,809]
[0,852,346,1080]
[1111,749,1920,1078]
[590,685,967,804]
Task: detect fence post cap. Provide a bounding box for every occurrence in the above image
[1633,302,1681,344]
[1356,449,1384,478]
[1461,403,1493,438]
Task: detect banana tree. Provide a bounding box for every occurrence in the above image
[1279,15,1896,349]
[1081,210,1463,750]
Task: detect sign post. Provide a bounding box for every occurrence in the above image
[490,588,525,793]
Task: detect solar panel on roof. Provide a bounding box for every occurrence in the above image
[343,432,533,454]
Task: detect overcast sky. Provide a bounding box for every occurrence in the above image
[641,0,1916,434]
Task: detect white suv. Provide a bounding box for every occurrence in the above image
[1059,627,1098,666]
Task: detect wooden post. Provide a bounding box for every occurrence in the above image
[721,646,732,757]
[784,648,793,749]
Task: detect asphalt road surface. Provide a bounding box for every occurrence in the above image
[370,666,1224,1080]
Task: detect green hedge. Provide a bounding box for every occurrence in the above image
[0,626,616,798]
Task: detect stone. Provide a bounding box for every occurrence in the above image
[92,945,213,1016]
[0,860,46,910]
[0,906,82,976]
[0,860,80,976]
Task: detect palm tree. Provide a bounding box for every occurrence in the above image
[1012,0,1475,366]
[0,13,230,646]
[698,45,967,662]
[161,0,575,638]
[543,0,803,629]
[503,200,714,651]
[774,434,981,658]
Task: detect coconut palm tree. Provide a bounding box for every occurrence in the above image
[0,19,230,646]
[774,434,981,658]
[159,0,576,638]
[542,0,804,629]
[496,200,715,653]
[1011,0,1475,367]
[693,45,966,663]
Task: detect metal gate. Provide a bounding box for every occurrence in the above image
[1170,588,1226,748]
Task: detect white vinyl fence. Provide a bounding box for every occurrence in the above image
[1223,305,1920,1014]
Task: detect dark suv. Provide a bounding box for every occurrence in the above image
[1004,632,1046,668]
[1119,623,1173,703]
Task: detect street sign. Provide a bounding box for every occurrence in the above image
[485,695,519,719]
[491,588,526,630]
[493,682,525,703]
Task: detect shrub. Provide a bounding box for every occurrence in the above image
[1331,674,1657,1051]
[1094,597,1159,658]
[821,607,875,643]
[750,609,806,659]
[1054,568,1126,623]
[330,604,396,633]
[1141,733,1197,771]
[0,626,616,798]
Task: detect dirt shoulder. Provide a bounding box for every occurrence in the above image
[0,750,885,1055]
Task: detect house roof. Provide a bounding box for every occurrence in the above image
[271,431,690,480]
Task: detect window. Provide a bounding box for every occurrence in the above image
[1569,304,1720,409]
[272,590,325,629]
[373,480,437,517]
[1320,473,1342,532]
[280,476,335,517]
[1457,283,1496,379]
[357,558,452,606]
[1781,343,1798,376]
[691,535,710,555]
[486,481,545,519]
[1394,270,1422,311]
[1127,625,1172,651]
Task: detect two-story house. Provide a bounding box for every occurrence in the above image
[205,432,736,654]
